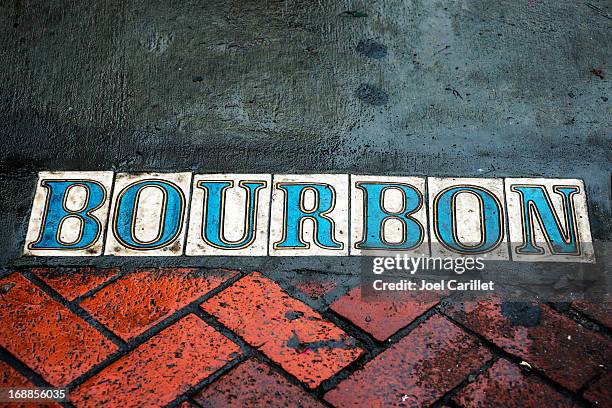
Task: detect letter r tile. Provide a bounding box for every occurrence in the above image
[186,174,272,256]
[505,178,594,263]
[104,173,192,256]
[24,171,114,256]
[428,177,509,260]
[350,175,429,256]
[269,174,349,256]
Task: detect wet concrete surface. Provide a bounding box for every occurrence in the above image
[0,0,610,274]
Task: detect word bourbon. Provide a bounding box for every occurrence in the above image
[23,172,594,262]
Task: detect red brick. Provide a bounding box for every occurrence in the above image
[572,300,612,330]
[444,297,610,391]
[194,359,324,407]
[324,314,491,407]
[330,286,441,341]
[32,267,119,301]
[0,273,117,386]
[453,359,574,407]
[0,360,30,388]
[584,373,612,406]
[80,268,237,340]
[294,280,337,299]
[201,272,362,389]
[71,314,240,408]
[0,360,62,408]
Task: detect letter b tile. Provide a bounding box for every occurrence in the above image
[350,175,429,256]
[24,171,114,256]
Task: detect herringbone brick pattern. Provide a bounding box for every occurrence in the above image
[0,268,609,407]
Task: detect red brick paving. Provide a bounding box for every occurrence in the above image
[79,268,237,340]
[444,297,610,391]
[0,268,610,407]
[294,279,337,299]
[32,267,119,301]
[453,359,574,408]
[194,359,324,407]
[584,373,611,406]
[324,315,492,407]
[0,273,117,386]
[201,272,362,389]
[330,286,443,341]
[71,314,239,408]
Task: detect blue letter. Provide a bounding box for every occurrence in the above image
[273,183,342,250]
[197,180,266,249]
[29,180,107,250]
[511,185,580,255]
[433,186,504,254]
[112,180,185,250]
[355,182,424,250]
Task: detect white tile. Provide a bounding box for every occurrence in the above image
[104,172,191,256]
[269,174,349,256]
[505,178,594,263]
[186,174,271,256]
[350,175,429,256]
[428,177,509,259]
[23,171,114,256]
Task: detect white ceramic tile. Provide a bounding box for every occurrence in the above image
[104,172,191,256]
[23,171,114,256]
[350,175,429,256]
[505,178,594,263]
[269,174,349,256]
[428,177,509,259]
[186,174,271,256]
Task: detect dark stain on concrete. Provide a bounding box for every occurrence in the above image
[355,83,389,106]
[356,39,387,59]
